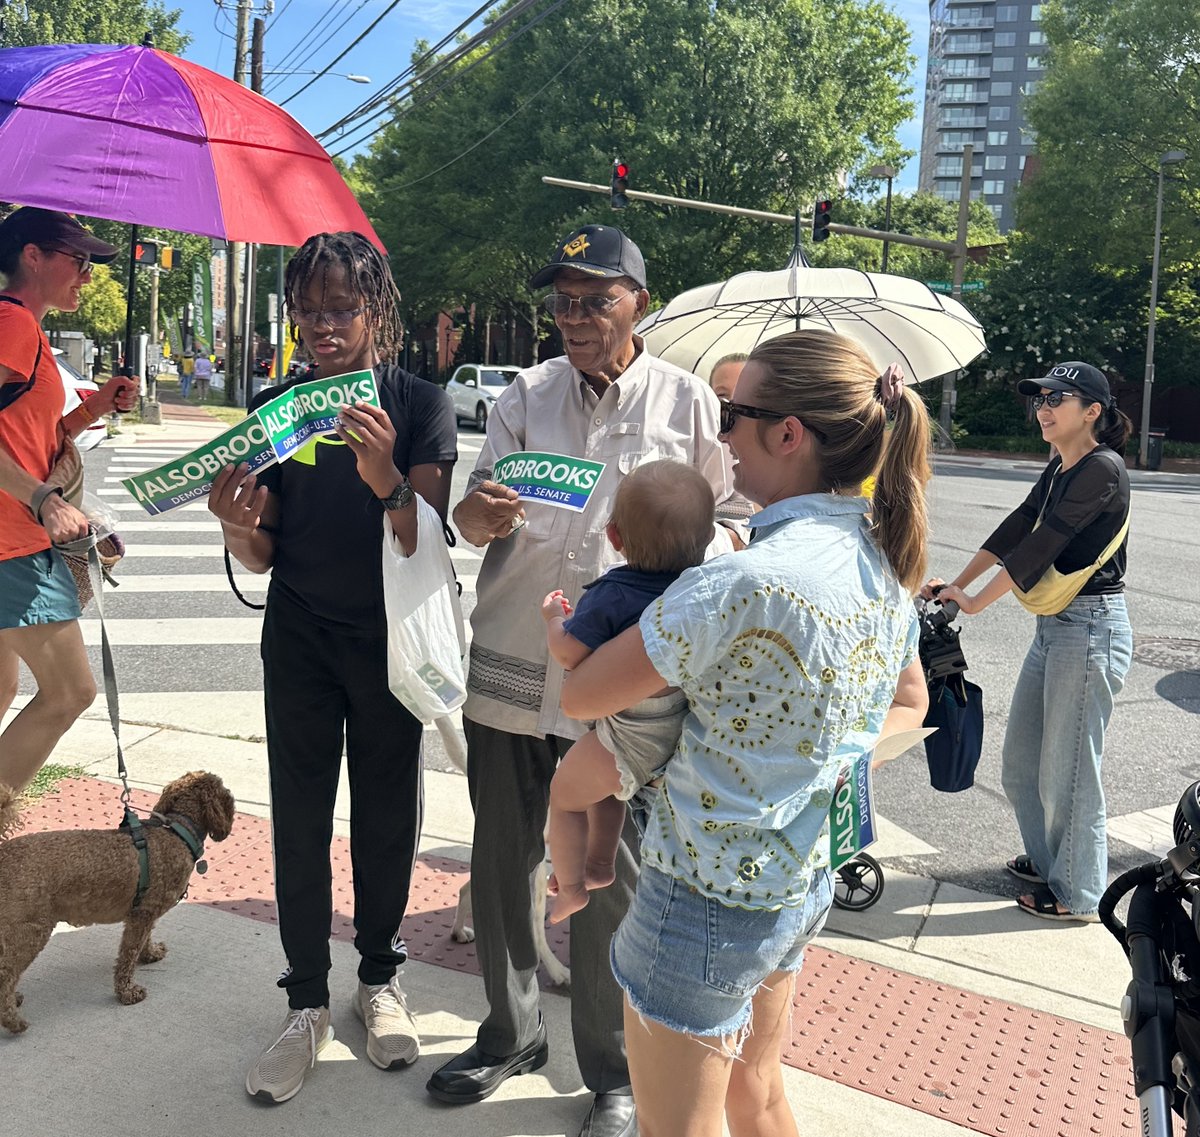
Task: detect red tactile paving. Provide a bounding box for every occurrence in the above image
[21,778,1162,1135]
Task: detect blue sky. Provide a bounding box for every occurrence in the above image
[178,0,928,192]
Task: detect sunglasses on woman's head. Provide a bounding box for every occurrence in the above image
[1030,391,1085,410]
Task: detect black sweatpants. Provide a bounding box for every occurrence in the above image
[261,589,424,1010]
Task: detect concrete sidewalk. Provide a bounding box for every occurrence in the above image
[3,706,1148,1137]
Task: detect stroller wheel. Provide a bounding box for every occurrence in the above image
[833,853,885,911]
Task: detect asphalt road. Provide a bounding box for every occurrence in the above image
[46,433,1200,901]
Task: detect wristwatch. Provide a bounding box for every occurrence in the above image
[378,475,415,511]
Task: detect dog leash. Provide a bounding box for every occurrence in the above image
[55,529,134,810]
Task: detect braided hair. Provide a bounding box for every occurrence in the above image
[284,231,403,361]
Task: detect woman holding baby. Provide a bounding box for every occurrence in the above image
[561,330,932,1137]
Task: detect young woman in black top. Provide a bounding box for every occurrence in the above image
[924,361,1133,922]
[209,232,457,1102]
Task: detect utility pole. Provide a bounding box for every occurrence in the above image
[240,16,265,403]
[148,266,161,401]
[940,143,974,439]
[225,0,252,405]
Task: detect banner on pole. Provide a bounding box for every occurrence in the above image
[192,260,213,351]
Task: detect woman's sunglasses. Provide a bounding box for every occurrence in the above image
[1030,391,1086,410]
[717,398,827,443]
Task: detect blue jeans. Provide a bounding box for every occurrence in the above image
[1000,593,1132,914]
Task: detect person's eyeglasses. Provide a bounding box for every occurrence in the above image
[718,398,827,443]
[290,306,366,328]
[542,290,636,318]
[1030,391,1085,410]
[48,248,91,274]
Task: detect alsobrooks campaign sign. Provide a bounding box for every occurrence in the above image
[492,451,606,512]
[121,370,378,515]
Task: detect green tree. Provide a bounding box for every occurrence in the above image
[3,0,189,53]
[357,0,916,351]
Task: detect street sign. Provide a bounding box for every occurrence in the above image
[925,280,985,294]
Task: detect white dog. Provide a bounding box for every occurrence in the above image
[433,716,570,987]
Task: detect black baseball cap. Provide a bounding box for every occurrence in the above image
[1017,361,1111,408]
[529,224,646,290]
[0,207,118,264]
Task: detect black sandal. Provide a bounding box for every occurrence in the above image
[1016,885,1098,924]
[1005,854,1045,884]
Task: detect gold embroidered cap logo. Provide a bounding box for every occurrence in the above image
[562,234,590,259]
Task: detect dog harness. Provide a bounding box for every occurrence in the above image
[120,808,208,909]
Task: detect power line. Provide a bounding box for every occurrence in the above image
[280,0,408,106]
[266,0,369,95]
[346,26,597,175]
[316,0,504,138]
[261,0,352,94]
[327,0,574,157]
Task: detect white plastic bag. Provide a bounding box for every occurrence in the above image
[381,496,467,723]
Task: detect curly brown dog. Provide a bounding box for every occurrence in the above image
[0,771,235,1034]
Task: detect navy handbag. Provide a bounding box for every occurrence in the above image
[923,674,984,793]
[918,597,984,793]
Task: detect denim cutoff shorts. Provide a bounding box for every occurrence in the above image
[611,865,833,1041]
[0,549,81,628]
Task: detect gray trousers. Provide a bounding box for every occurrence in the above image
[464,716,637,1094]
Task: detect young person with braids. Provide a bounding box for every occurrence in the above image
[559,331,932,1137]
[924,362,1133,924]
[208,232,457,1104]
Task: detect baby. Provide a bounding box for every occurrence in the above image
[541,459,716,922]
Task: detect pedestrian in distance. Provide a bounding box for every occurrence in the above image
[541,459,715,925]
[924,361,1134,923]
[193,353,212,401]
[179,351,194,399]
[707,352,747,402]
[428,224,743,1137]
[0,207,136,793]
[208,230,458,1104]
[558,330,931,1137]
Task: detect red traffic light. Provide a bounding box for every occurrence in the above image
[811,199,833,244]
[611,159,630,210]
[615,162,629,179]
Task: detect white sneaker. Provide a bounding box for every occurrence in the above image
[354,977,420,1069]
[245,1006,333,1103]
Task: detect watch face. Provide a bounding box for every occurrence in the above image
[383,480,414,510]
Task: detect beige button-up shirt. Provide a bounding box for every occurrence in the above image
[462,340,739,740]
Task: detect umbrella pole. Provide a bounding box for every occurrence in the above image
[123,224,137,387]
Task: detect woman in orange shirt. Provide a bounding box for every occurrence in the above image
[0,208,136,792]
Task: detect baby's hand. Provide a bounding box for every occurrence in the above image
[541,589,572,622]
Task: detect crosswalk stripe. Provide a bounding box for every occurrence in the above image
[121,545,227,558]
[80,617,261,646]
[109,500,209,512]
[112,574,268,592]
[112,520,221,533]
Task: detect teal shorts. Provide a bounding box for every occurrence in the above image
[0,548,82,629]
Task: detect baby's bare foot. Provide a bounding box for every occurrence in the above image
[584,858,616,891]
[550,881,590,924]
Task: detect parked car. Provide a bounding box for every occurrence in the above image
[445,364,521,431]
[56,349,106,452]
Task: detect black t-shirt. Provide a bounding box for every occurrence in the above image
[250,363,458,633]
[982,445,1129,595]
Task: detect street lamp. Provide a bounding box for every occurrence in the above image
[869,164,898,272]
[262,70,371,83]
[1140,149,1187,469]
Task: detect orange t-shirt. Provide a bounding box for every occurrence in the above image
[0,299,63,559]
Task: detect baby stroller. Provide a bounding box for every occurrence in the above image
[1100,781,1200,1137]
[833,852,885,911]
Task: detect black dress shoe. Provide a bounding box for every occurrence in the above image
[578,1092,638,1137]
[426,1022,549,1104]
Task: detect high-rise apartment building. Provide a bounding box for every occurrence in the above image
[918,1,1046,232]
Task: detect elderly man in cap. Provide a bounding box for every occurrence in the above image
[427,225,739,1136]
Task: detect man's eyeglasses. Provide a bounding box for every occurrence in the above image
[290,306,366,328]
[1030,391,1085,410]
[48,248,91,274]
[718,398,827,443]
[542,290,637,318]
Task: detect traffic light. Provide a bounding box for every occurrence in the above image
[811,199,833,244]
[611,159,630,210]
[133,240,160,266]
[160,246,175,270]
